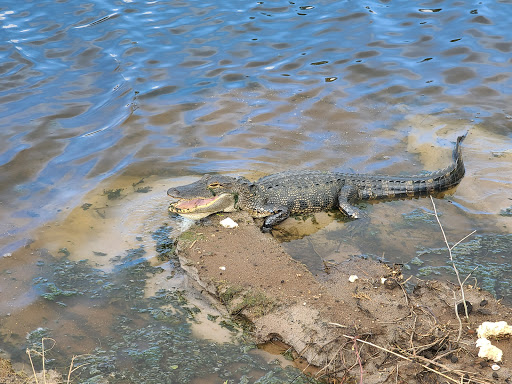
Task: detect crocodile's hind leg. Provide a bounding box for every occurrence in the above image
[337,185,364,218]
[337,185,370,237]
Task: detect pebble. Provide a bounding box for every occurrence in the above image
[450,355,459,363]
[457,301,473,316]
[384,278,398,290]
[348,275,358,283]
[480,299,488,307]
[477,308,492,315]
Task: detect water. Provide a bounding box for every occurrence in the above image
[1,0,511,382]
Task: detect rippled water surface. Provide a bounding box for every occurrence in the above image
[1,0,512,382]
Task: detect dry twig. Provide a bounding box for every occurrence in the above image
[329,328,493,384]
[429,196,476,324]
[26,338,89,384]
[26,338,56,384]
[352,337,364,384]
[66,355,91,384]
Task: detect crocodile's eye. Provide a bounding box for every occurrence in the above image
[208,182,221,188]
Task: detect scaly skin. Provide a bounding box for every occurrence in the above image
[167,135,466,232]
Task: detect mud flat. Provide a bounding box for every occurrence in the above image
[177,211,512,383]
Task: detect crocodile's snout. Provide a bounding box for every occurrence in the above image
[168,187,194,198]
[167,187,179,197]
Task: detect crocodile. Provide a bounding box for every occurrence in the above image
[167,135,466,232]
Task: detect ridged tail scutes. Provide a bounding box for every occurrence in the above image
[428,133,466,192]
[354,134,466,200]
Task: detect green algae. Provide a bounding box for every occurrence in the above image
[135,186,152,193]
[151,224,177,262]
[217,282,245,306]
[412,234,512,299]
[500,206,512,216]
[40,282,79,302]
[231,290,277,318]
[178,230,204,243]
[409,256,424,266]
[401,208,437,225]
[294,213,319,225]
[81,203,93,210]
[103,189,123,200]
[19,243,319,383]
[25,328,52,351]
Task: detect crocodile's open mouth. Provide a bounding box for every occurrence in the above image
[170,196,220,211]
[169,193,236,220]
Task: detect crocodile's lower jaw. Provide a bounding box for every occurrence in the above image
[169,193,236,220]
[172,211,214,220]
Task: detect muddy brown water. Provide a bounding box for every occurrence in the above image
[1,0,511,382]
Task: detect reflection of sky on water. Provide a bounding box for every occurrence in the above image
[0,0,510,272]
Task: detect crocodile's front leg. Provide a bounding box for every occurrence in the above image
[261,204,290,233]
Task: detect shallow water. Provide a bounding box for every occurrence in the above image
[1,0,512,382]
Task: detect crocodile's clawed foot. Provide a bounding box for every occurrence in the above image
[261,225,273,234]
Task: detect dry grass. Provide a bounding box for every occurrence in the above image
[334,332,493,384]
[25,338,89,384]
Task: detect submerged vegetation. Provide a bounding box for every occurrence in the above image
[412,234,512,299]
[103,188,123,200]
[217,282,277,318]
[4,236,319,383]
[151,224,177,262]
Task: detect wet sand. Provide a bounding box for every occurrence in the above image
[177,210,512,383]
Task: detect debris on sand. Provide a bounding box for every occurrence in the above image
[476,321,512,362]
[220,217,239,228]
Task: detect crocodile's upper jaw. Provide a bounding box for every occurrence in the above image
[169,193,237,220]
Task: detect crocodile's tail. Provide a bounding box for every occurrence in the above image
[354,134,466,200]
[426,133,466,191]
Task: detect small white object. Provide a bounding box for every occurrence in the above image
[475,321,512,363]
[220,218,238,228]
[381,277,387,284]
[348,275,358,283]
[219,266,226,271]
[491,364,501,371]
[477,321,512,339]
[476,338,503,362]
